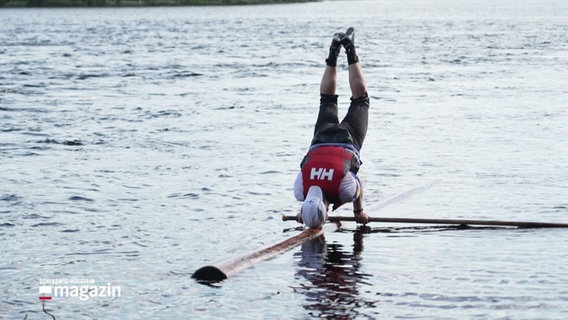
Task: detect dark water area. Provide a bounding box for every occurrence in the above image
[1,0,568,318]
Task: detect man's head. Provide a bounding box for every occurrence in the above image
[300,186,327,228]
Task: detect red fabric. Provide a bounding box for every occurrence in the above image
[301,146,353,203]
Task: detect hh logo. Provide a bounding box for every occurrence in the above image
[310,168,334,181]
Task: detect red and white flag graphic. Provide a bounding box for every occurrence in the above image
[39,286,52,300]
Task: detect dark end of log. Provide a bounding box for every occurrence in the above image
[192,266,228,283]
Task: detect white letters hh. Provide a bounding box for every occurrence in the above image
[310,168,334,181]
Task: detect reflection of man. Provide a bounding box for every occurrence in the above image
[294,228,372,317]
[294,27,370,228]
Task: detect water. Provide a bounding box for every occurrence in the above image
[1,0,568,318]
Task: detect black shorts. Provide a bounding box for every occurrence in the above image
[311,93,369,150]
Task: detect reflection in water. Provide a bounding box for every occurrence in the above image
[293,227,377,318]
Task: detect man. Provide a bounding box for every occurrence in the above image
[294,27,370,228]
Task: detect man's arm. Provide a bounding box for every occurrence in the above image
[353,179,370,224]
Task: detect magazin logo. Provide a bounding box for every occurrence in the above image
[38,278,121,301]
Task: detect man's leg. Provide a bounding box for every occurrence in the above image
[348,62,367,99]
[340,27,369,150]
[320,32,343,95]
[342,27,367,99]
[312,34,345,138]
[320,65,337,96]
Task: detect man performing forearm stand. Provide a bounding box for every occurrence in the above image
[294,27,371,228]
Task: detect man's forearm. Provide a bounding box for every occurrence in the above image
[353,181,364,212]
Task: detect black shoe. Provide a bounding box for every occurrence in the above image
[326,32,344,67]
[341,27,359,65]
[341,27,355,49]
[330,32,344,58]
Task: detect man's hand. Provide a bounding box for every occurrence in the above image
[354,210,370,224]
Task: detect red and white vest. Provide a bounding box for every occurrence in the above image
[300,146,359,204]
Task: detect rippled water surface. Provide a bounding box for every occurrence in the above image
[1,0,568,318]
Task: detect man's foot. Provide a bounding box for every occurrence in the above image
[331,32,344,57]
[340,27,355,49]
[326,32,344,67]
[341,27,359,65]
